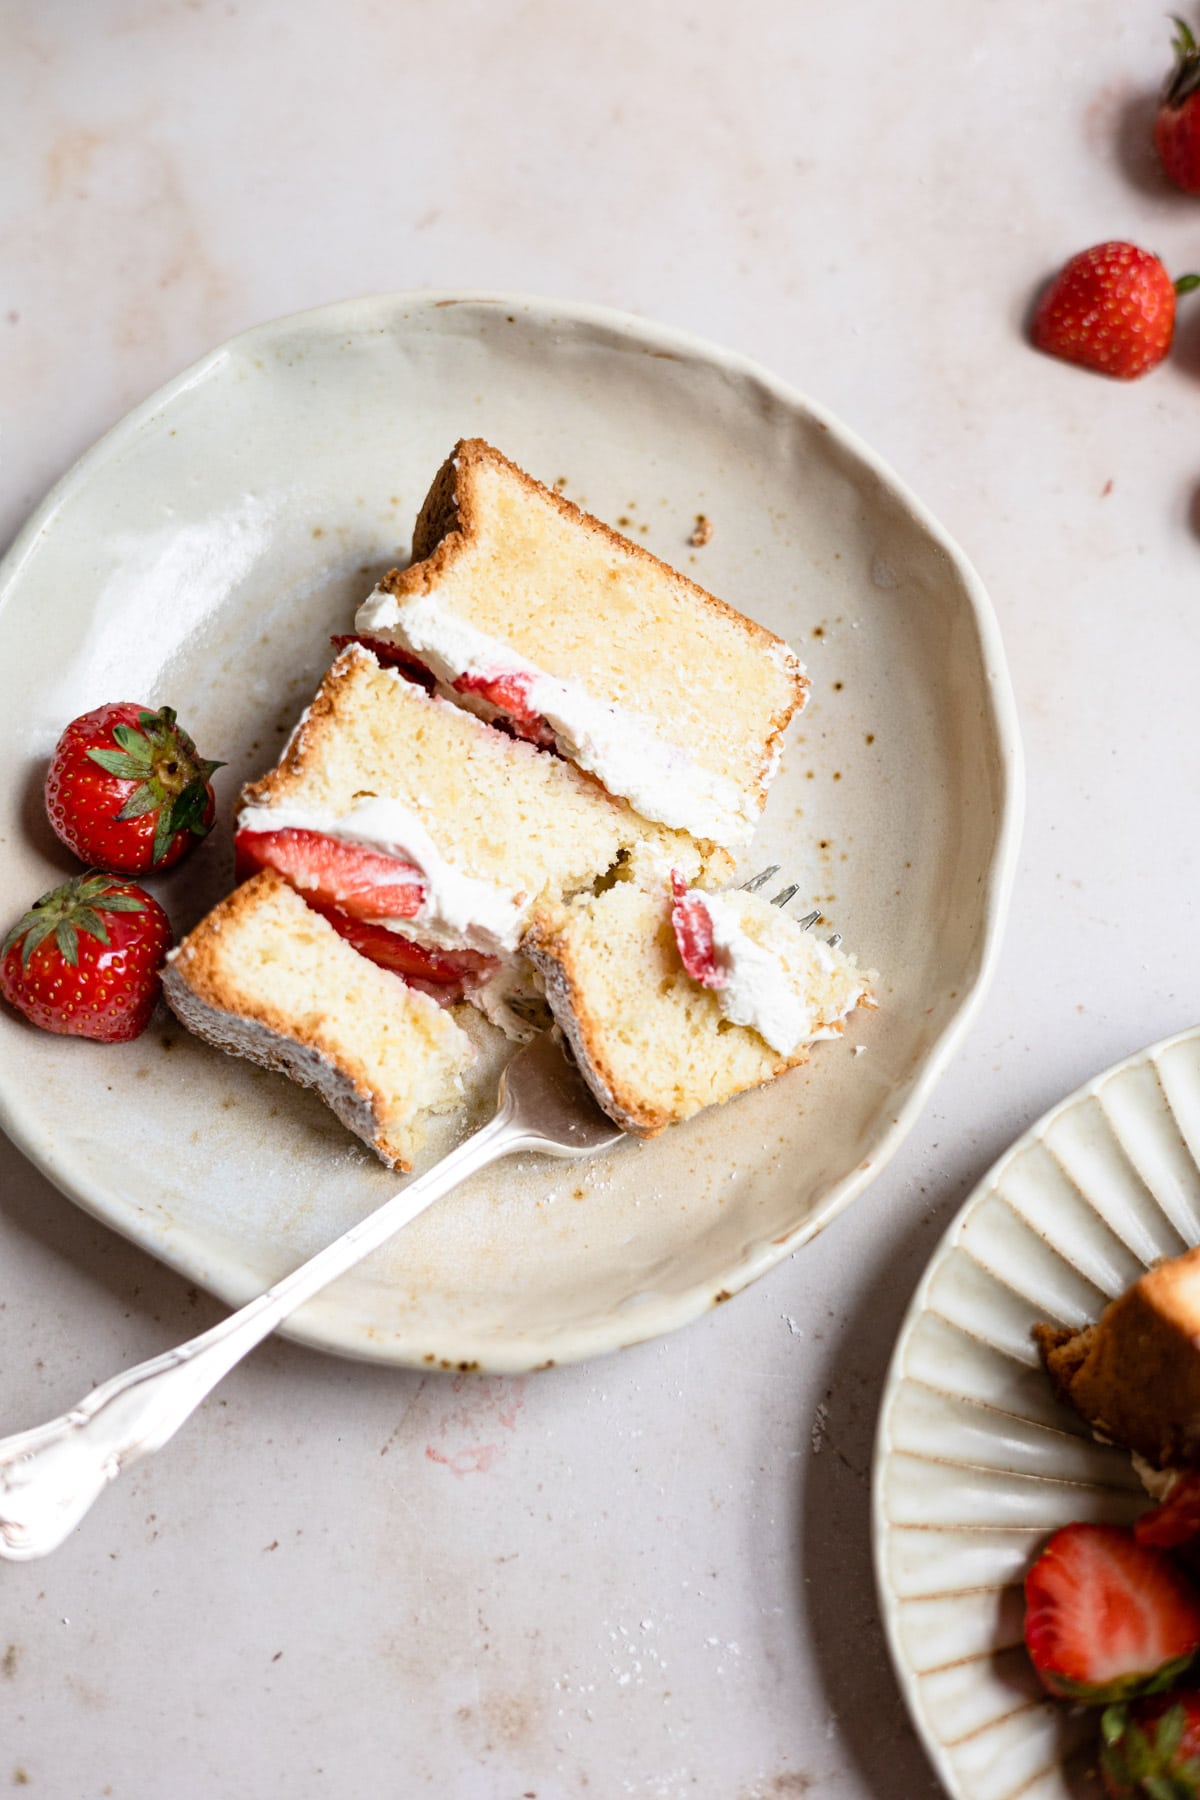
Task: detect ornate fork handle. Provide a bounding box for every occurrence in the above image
[0,1100,536,1562]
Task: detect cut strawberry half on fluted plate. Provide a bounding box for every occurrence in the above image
[669,870,725,989]
[309,901,496,987]
[1025,1522,1200,1703]
[235,827,425,922]
[1136,1476,1200,1552]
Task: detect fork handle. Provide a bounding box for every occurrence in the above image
[0,1104,528,1562]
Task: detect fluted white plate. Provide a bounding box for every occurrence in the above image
[0,291,1020,1369]
[875,1026,1200,1800]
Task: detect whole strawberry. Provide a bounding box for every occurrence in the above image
[0,873,172,1042]
[46,702,223,874]
[1101,1692,1200,1797]
[1156,18,1200,195]
[1031,242,1199,379]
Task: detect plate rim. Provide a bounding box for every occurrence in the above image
[871,1020,1200,1798]
[0,287,1024,1368]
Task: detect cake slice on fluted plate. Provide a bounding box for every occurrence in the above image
[1038,1248,1200,1474]
[351,438,807,854]
[525,861,874,1135]
[1037,1246,1200,1551]
[162,871,474,1169]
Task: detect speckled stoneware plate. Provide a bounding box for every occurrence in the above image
[0,291,1020,1370]
[875,1026,1200,1800]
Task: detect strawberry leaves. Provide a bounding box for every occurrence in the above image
[73,703,223,870]
[1101,1698,1200,1797]
[1,873,147,969]
[1166,17,1200,110]
[1,873,170,1042]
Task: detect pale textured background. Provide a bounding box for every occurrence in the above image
[2,3,1198,1796]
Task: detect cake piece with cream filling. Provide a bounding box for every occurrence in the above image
[525,864,873,1135]
[351,438,807,853]
[235,643,714,1007]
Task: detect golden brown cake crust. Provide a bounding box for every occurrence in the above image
[525,921,679,1137]
[161,870,438,1170]
[239,645,365,811]
[383,438,808,823]
[1035,1249,1200,1469]
[405,438,800,671]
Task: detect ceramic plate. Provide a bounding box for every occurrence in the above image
[0,291,1020,1369]
[875,1026,1200,1800]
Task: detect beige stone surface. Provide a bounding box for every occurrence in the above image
[1,2,1198,1796]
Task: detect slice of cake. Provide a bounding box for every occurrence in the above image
[161,871,474,1169]
[525,867,873,1135]
[352,438,807,851]
[1036,1248,1200,1471]
[236,643,713,982]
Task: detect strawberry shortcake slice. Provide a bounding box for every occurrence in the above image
[350,439,807,854]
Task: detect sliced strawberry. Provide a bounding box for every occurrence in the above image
[330,634,436,689]
[235,828,425,922]
[670,871,725,989]
[307,900,496,985]
[1101,1691,1200,1797]
[451,670,555,746]
[1136,1476,1200,1552]
[1025,1523,1200,1703]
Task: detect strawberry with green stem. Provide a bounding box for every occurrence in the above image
[1031,242,1200,379]
[0,873,172,1042]
[1156,17,1200,195]
[46,702,223,874]
[1101,1691,1200,1797]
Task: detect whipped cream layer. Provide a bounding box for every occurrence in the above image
[236,796,524,956]
[355,586,766,847]
[699,887,867,1057]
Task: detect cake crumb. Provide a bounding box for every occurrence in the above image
[689,514,713,547]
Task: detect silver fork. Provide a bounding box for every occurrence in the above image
[741,863,842,948]
[0,866,831,1562]
[0,1029,622,1562]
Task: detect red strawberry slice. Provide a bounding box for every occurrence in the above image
[235,828,425,922]
[330,634,437,689]
[451,670,555,746]
[307,901,496,986]
[1136,1476,1200,1552]
[670,871,726,989]
[1025,1522,1200,1703]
